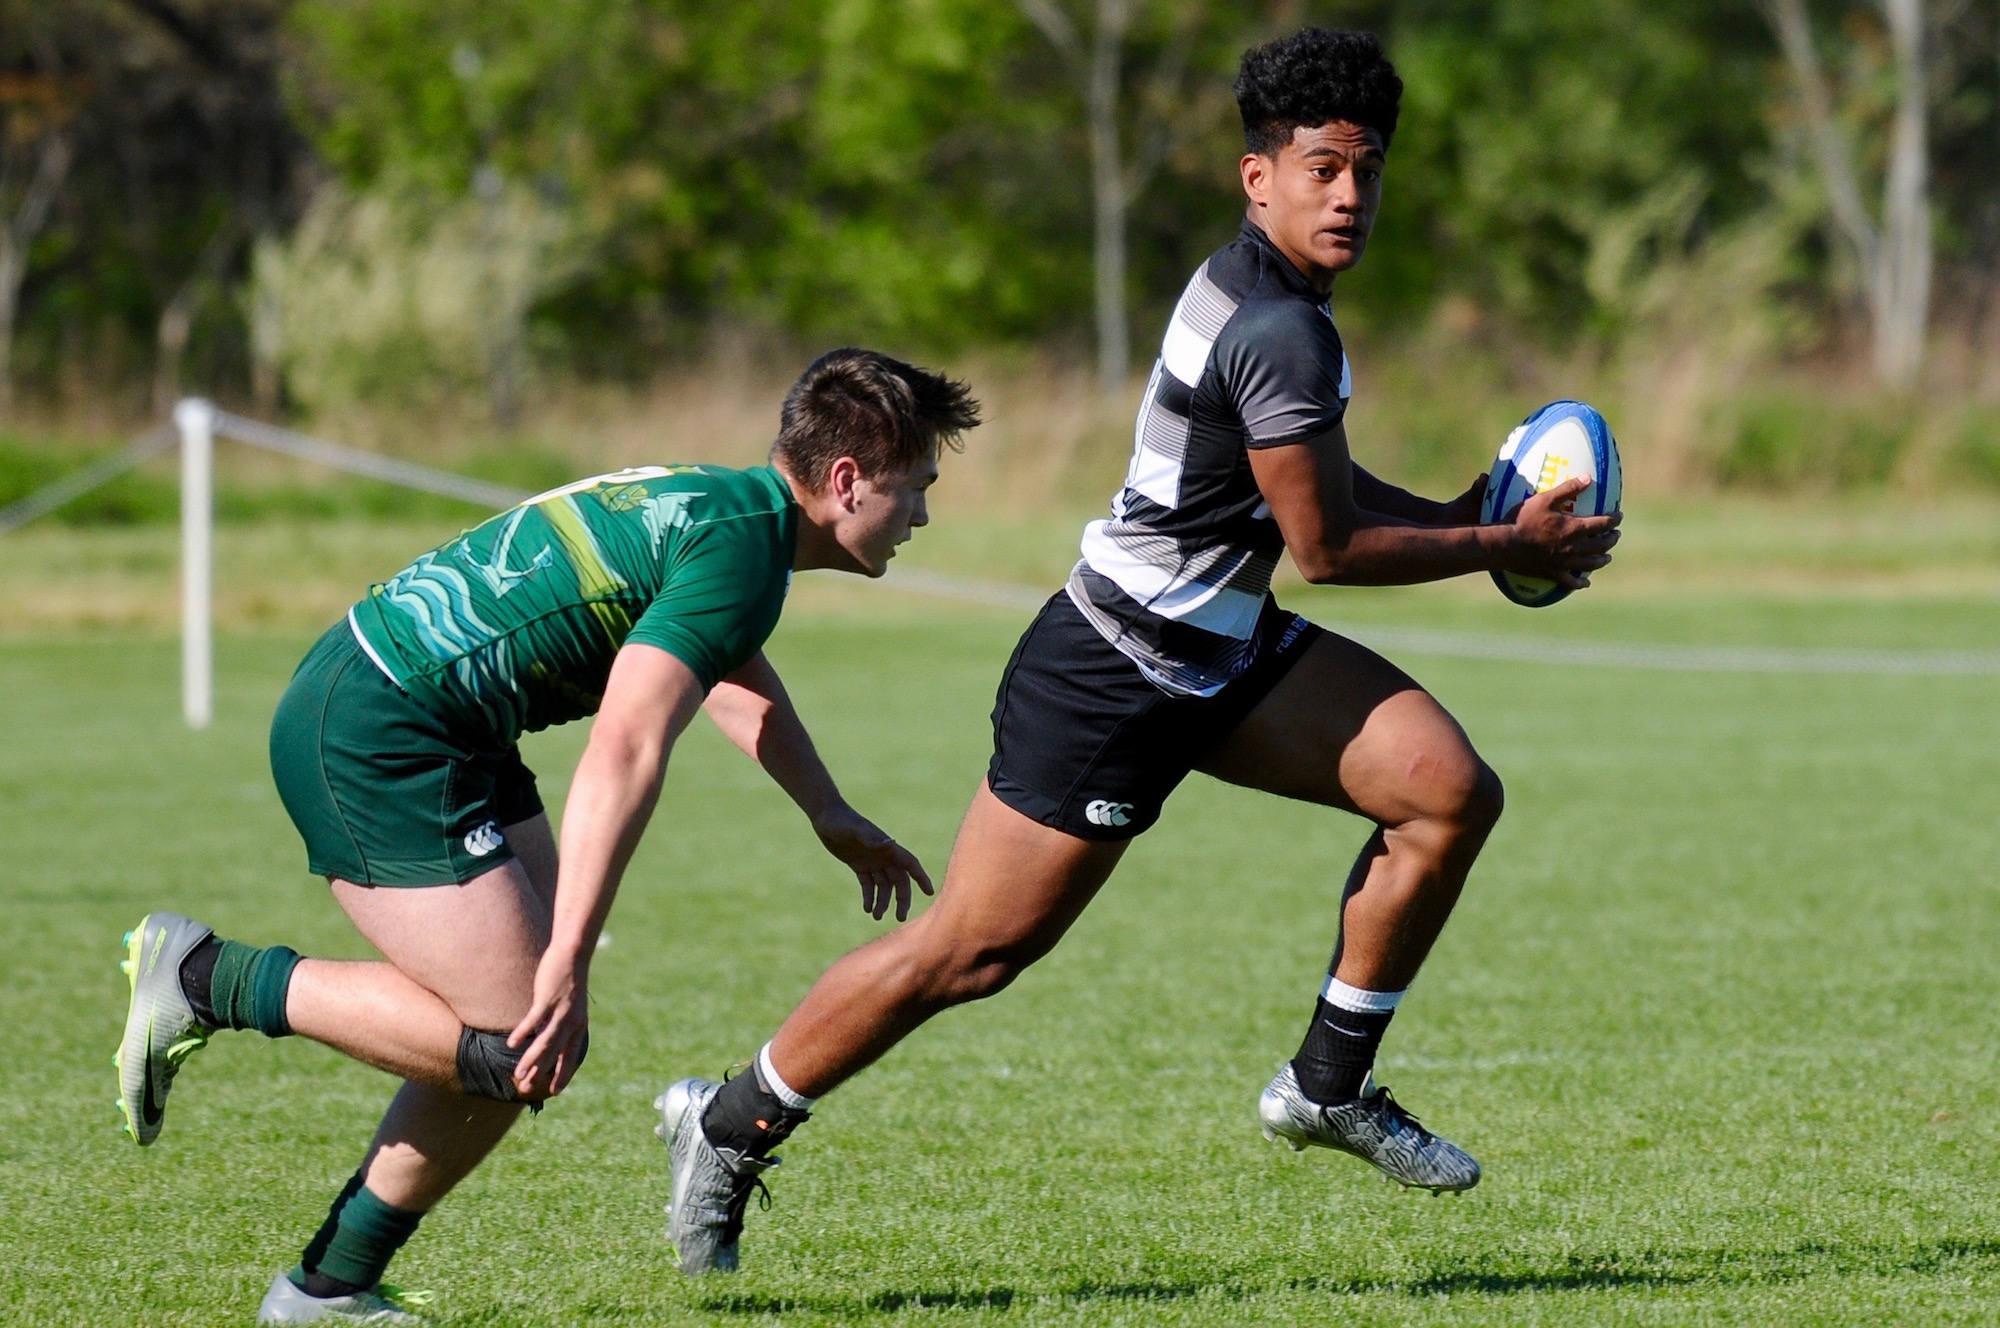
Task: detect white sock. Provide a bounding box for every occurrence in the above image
[757,1043,817,1111]
[1322,976,1406,1013]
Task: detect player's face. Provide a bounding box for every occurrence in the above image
[1241,121,1385,289]
[841,455,938,577]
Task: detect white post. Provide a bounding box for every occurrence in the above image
[175,397,214,730]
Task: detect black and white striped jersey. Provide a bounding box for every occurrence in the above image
[1067,219,1350,696]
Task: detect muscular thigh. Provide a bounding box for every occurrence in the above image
[1197,631,1485,826]
[330,856,551,1030]
[502,812,558,906]
[917,783,1127,967]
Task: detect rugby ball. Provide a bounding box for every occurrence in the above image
[1479,400,1622,608]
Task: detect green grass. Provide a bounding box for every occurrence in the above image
[6,586,2000,1325]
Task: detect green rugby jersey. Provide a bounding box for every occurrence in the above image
[348,463,796,747]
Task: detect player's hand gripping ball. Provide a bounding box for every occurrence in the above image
[1480,400,1623,607]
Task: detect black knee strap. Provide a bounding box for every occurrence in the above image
[456,1027,527,1101]
[455,1027,590,1102]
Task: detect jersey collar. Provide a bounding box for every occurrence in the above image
[1238,218,1328,305]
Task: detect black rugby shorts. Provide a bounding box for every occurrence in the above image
[986,590,1321,841]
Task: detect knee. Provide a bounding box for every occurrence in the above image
[456,1027,590,1104]
[1414,753,1504,841]
[909,938,1038,1008]
[1459,759,1505,833]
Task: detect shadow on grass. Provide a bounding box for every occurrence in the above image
[697,1238,2000,1317]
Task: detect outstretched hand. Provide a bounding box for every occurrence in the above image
[506,947,590,1101]
[1508,476,1622,589]
[812,802,934,921]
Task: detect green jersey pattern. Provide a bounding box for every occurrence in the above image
[349,463,796,746]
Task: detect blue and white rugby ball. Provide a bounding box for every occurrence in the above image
[1479,400,1622,608]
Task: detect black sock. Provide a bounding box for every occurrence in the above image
[701,1063,809,1163]
[299,1270,368,1299]
[1293,998,1396,1103]
[178,937,224,1028]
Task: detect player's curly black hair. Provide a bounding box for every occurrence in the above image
[1234,28,1402,156]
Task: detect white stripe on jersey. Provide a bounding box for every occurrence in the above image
[1079,519,1267,637]
[1162,315,1216,389]
[1161,270,1235,388]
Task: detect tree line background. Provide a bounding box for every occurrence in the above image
[3,0,1999,495]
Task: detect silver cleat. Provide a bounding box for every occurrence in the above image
[115,912,214,1146]
[655,1077,778,1275]
[1258,1061,1480,1193]
[256,1273,428,1324]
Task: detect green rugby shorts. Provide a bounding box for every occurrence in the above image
[269,621,545,887]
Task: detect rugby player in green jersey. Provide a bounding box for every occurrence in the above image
[113,348,980,1323]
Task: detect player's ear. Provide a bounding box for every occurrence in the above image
[1232,149,1280,209]
[825,456,863,512]
[1240,152,1271,207]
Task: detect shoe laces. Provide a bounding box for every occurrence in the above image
[720,1172,773,1245]
[1371,1086,1437,1144]
[164,1030,209,1065]
[374,1284,432,1312]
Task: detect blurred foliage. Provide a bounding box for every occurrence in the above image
[1713,392,1911,490]
[2,0,1998,467]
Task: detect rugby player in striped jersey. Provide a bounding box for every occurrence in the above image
[113,349,978,1323]
[664,29,1618,1272]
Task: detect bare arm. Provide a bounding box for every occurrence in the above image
[1252,422,1618,587]
[1351,461,1486,527]
[509,643,705,1096]
[704,651,842,819]
[705,651,933,920]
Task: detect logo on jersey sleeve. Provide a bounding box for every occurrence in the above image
[640,492,705,551]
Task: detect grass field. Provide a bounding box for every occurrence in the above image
[6,524,2000,1324]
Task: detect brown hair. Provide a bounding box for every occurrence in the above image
[771,348,981,490]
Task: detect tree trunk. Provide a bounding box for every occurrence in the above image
[475,165,521,428]
[1088,0,1132,398]
[154,281,198,420]
[1873,0,1931,387]
[1764,0,1932,387]
[0,234,20,423]
[0,131,73,423]
[249,232,283,416]
[154,223,240,419]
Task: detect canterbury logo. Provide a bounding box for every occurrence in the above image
[1084,800,1133,828]
[464,821,505,857]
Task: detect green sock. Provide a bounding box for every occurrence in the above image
[304,1184,424,1291]
[290,1169,368,1288]
[208,940,300,1037]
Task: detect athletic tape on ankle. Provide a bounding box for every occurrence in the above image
[757,1043,818,1111]
[1321,977,1405,1013]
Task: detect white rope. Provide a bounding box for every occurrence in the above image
[0,424,177,535]
[883,569,2000,677]
[209,408,530,510]
[0,409,525,539]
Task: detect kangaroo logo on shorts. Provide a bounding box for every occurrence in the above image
[1084,799,1134,828]
[464,821,505,857]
